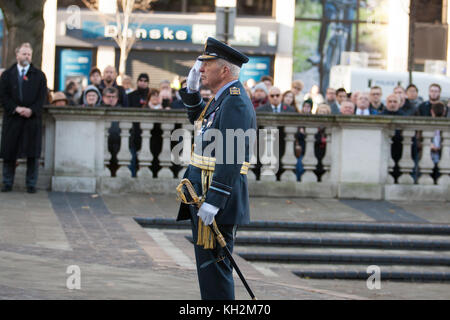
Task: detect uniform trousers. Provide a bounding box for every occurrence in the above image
[189,205,236,300]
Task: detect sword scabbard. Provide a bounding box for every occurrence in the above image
[211,222,227,248]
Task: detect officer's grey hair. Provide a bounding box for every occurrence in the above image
[218,59,240,78]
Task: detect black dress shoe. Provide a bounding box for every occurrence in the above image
[1,186,12,192]
[26,186,37,194]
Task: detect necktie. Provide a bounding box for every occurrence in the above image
[19,68,25,102]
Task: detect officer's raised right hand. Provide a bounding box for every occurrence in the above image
[187,59,202,93]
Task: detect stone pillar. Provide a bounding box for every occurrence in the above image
[438,130,450,186]
[280,126,297,181]
[41,0,57,90]
[397,130,415,184]
[52,119,99,192]
[336,126,389,199]
[157,123,175,178]
[274,0,295,91]
[301,127,318,182]
[387,0,409,72]
[259,126,278,181]
[115,121,132,177]
[321,127,332,182]
[418,130,435,185]
[137,123,154,178]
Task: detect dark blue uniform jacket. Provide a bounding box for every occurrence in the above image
[177,81,256,226]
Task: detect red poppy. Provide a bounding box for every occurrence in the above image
[23,75,28,81]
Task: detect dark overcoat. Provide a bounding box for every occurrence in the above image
[0,63,47,161]
[177,81,257,226]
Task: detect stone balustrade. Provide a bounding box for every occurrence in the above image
[0,106,448,201]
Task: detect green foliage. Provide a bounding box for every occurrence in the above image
[295,0,322,19]
[293,21,320,73]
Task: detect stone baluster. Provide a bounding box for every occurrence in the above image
[321,127,332,182]
[301,127,318,182]
[137,122,154,178]
[438,130,450,186]
[280,126,297,181]
[247,144,258,181]
[157,123,175,178]
[418,129,435,185]
[177,123,193,178]
[397,130,415,184]
[103,121,112,176]
[116,122,133,177]
[259,126,278,181]
[386,129,396,184]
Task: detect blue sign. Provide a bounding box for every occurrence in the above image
[239,56,272,83]
[81,21,192,42]
[59,49,93,91]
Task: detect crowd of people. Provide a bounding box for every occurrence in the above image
[49,65,450,121]
[47,65,450,182]
[4,41,448,194]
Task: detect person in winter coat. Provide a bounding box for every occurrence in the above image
[0,42,47,193]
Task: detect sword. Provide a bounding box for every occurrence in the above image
[176,179,257,300]
[209,222,257,300]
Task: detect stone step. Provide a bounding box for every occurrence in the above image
[238,251,450,266]
[232,235,450,250]
[292,269,450,282]
[135,218,450,235]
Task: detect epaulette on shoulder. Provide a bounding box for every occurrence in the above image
[229,87,240,96]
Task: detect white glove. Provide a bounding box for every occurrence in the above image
[198,202,219,226]
[187,60,202,93]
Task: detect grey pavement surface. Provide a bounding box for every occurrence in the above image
[0,190,449,300]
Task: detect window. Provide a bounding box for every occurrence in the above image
[237,0,273,16]
[294,0,388,92]
[414,0,443,24]
[148,0,214,13]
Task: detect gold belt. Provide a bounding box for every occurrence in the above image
[190,153,250,175]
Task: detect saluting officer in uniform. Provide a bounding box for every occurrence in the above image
[176,37,257,300]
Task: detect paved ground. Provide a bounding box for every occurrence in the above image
[0,190,449,300]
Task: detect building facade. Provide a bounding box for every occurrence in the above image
[41,0,295,92]
[34,0,450,93]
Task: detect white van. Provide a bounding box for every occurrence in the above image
[329,65,450,101]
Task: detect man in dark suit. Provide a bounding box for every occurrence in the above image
[177,37,256,300]
[0,43,47,193]
[415,83,441,117]
[255,86,296,113]
[354,92,378,115]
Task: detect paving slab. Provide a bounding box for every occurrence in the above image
[0,191,449,300]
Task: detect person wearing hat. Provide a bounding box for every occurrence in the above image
[251,82,268,109]
[51,91,68,107]
[82,85,102,107]
[127,73,150,176]
[128,73,149,108]
[177,37,257,300]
